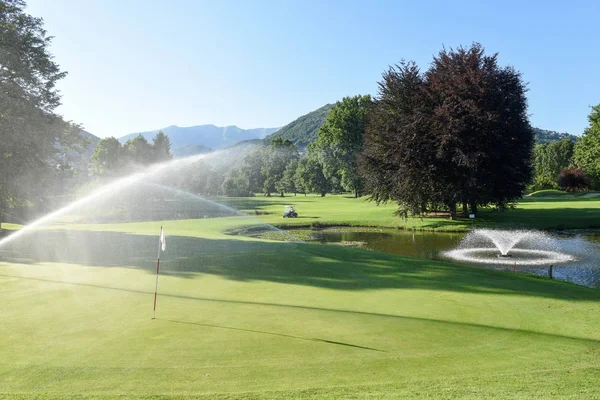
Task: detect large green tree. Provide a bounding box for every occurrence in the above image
[152,131,172,162]
[223,168,251,197]
[295,144,331,197]
[574,104,600,189]
[262,137,298,197]
[124,135,154,165]
[277,158,299,196]
[242,148,266,193]
[0,0,85,227]
[316,95,371,198]
[92,137,123,175]
[530,139,575,190]
[362,44,533,219]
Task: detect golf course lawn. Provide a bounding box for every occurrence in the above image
[1,213,599,399]
[221,194,600,231]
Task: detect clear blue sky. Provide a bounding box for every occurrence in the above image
[27,0,599,138]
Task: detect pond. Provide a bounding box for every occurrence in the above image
[304,228,600,288]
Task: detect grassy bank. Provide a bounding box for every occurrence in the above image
[1,218,599,398]
[528,189,600,198]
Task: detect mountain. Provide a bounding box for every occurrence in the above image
[533,128,578,144]
[119,125,279,150]
[113,108,573,158]
[265,104,334,147]
[172,144,213,158]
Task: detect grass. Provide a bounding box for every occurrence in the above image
[220,193,600,231]
[1,214,600,399]
[221,195,472,231]
[528,189,569,197]
[4,193,599,234]
[528,189,600,198]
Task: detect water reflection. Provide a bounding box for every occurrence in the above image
[307,229,600,288]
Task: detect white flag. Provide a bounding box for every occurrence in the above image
[160,227,166,252]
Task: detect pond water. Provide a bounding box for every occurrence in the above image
[305,229,600,288]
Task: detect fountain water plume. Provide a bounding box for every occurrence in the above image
[444,229,575,266]
[472,229,533,255]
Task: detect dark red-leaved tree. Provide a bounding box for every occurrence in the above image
[361,44,534,219]
[557,168,591,192]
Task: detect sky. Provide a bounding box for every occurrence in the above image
[26,0,600,138]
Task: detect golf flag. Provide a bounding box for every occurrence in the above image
[160,227,166,252]
[153,226,165,319]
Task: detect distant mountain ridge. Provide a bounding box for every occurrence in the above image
[119,125,279,151]
[89,107,576,160]
[172,144,213,158]
[532,128,578,144]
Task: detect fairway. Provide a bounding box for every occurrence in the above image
[1,218,599,399]
[221,194,600,231]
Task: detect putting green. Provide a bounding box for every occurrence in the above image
[1,219,599,398]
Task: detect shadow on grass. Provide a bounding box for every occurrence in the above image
[479,207,600,229]
[1,271,598,345]
[0,229,598,301]
[161,319,385,352]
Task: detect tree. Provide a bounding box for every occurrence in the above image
[278,159,299,196]
[223,168,251,197]
[124,135,154,165]
[92,137,123,175]
[167,160,212,194]
[530,139,575,191]
[152,131,172,162]
[262,137,299,196]
[205,171,224,196]
[362,44,533,219]
[574,104,600,189]
[557,168,591,192]
[361,61,442,218]
[0,0,86,228]
[242,148,265,193]
[296,145,331,197]
[316,95,371,198]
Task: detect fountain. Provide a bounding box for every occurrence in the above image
[444,229,575,266]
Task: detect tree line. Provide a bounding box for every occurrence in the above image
[91,132,173,175]
[529,104,600,192]
[215,95,370,198]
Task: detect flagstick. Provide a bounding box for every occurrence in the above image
[152,226,162,319]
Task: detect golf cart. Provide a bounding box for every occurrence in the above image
[283,205,298,218]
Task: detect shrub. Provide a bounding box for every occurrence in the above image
[557,168,591,192]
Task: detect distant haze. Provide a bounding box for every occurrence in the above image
[118,125,280,151]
